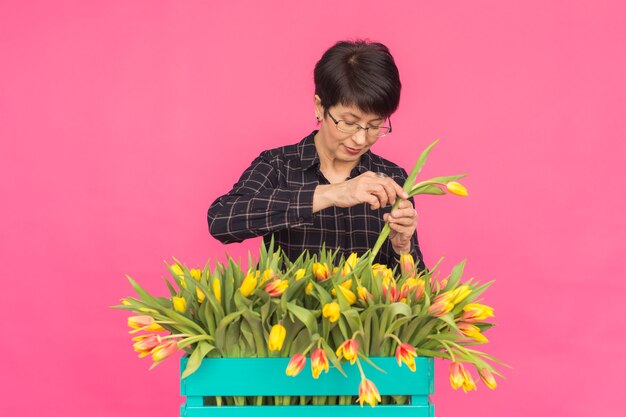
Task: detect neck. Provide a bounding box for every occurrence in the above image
[313,132,360,177]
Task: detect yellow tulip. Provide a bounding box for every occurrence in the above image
[240,272,258,297]
[172,296,187,313]
[212,278,221,304]
[190,268,202,281]
[312,263,330,281]
[151,340,179,363]
[446,181,468,196]
[449,362,464,390]
[196,287,206,303]
[395,343,418,372]
[462,303,495,322]
[260,268,274,285]
[305,282,314,295]
[357,286,373,303]
[342,253,359,276]
[452,285,471,304]
[268,324,286,351]
[294,268,306,280]
[170,264,184,278]
[338,284,357,305]
[336,339,359,364]
[322,302,341,322]
[128,315,164,333]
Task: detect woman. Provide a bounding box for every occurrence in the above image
[208,40,424,269]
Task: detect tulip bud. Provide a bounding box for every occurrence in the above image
[446,181,468,196]
[240,272,258,297]
[322,302,341,322]
[294,268,306,280]
[212,278,221,304]
[336,339,359,364]
[479,368,497,389]
[395,343,418,371]
[285,353,306,376]
[342,253,359,276]
[151,340,179,363]
[358,378,381,407]
[268,324,286,351]
[311,348,329,379]
[312,263,330,281]
[265,279,288,297]
[190,268,202,281]
[462,303,495,322]
[172,296,187,313]
[399,253,415,277]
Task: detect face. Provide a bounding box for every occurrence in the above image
[314,95,386,164]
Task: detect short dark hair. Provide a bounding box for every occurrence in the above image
[314,40,401,119]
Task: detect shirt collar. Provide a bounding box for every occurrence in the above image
[300,131,374,174]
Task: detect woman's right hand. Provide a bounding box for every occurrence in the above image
[313,171,409,212]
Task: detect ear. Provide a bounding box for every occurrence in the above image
[313,95,324,119]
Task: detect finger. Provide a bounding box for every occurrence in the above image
[379,179,399,206]
[365,194,380,210]
[389,222,415,236]
[370,184,388,208]
[390,179,409,200]
[395,200,413,209]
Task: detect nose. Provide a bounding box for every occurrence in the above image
[352,128,368,145]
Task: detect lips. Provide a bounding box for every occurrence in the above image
[344,145,363,155]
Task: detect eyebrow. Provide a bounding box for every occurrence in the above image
[340,112,385,122]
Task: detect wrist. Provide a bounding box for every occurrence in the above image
[313,184,335,213]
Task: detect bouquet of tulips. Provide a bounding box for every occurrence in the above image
[114,141,505,407]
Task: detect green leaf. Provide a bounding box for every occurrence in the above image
[181,341,215,379]
[285,302,319,335]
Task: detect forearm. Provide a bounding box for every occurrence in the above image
[208,185,316,243]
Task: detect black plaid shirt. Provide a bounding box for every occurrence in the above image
[207,131,424,268]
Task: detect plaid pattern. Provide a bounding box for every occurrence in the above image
[207,131,424,268]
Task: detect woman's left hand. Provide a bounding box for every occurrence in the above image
[383,200,417,255]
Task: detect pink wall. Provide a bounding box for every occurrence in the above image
[1,1,624,416]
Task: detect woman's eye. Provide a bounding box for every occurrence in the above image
[344,121,358,126]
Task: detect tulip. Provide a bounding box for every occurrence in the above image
[458,322,488,343]
[311,348,329,379]
[338,284,357,305]
[342,253,359,276]
[449,362,464,390]
[462,303,495,322]
[285,353,306,376]
[357,286,373,303]
[305,282,314,295]
[294,268,306,280]
[260,268,274,285]
[373,264,393,281]
[190,268,202,281]
[461,366,477,392]
[336,339,359,364]
[132,334,161,358]
[395,343,418,371]
[212,278,221,304]
[479,368,497,389]
[446,181,468,197]
[196,286,206,303]
[120,298,132,306]
[322,302,341,323]
[268,324,286,351]
[170,264,184,278]
[312,263,330,281]
[452,285,471,304]
[151,340,179,363]
[172,296,187,313]
[358,378,381,407]
[265,279,288,297]
[240,272,258,297]
[382,278,399,302]
[427,298,454,317]
[399,253,415,277]
[128,315,164,333]
[400,277,418,301]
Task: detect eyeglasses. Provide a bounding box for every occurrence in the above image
[326,111,393,138]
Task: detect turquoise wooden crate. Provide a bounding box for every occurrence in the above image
[180,357,434,417]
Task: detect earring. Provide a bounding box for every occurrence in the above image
[316,115,321,121]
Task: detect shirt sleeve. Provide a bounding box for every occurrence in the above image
[207,152,317,244]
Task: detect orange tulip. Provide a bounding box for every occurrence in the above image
[479,368,497,389]
[265,279,288,297]
[358,378,381,407]
[458,322,488,343]
[128,315,164,333]
[336,339,359,364]
[399,253,415,277]
[450,362,476,392]
[285,353,306,377]
[132,334,161,358]
[382,278,399,302]
[357,286,373,303]
[151,340,179,363]
[395,343,418,371]
[311,348,329,379]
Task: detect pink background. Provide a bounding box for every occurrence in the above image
[1,1,625,416]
